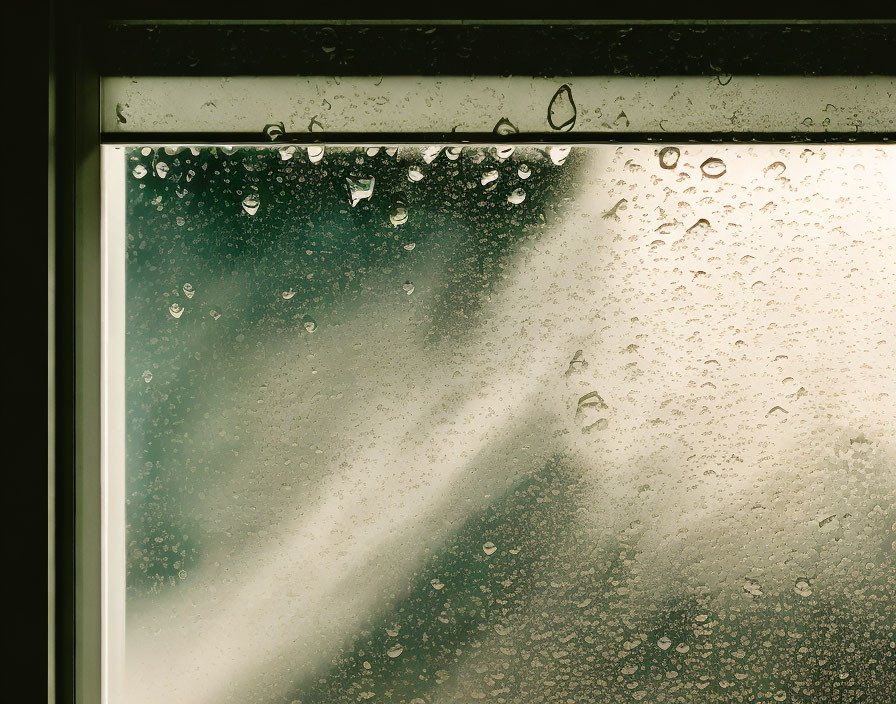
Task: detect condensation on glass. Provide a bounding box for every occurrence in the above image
[122,143,896,704]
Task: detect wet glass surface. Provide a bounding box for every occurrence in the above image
[124,144,895,704]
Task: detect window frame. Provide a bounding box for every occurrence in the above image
[53,13,895,704]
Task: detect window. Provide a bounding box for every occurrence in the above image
[55,16,896,704]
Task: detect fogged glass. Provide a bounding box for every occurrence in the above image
[124,144,896,703]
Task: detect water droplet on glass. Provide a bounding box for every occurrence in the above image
[175,216,186,227]
[346,177,375,207]
[657,636,672,650]
[481,169,499,187]
[507,188,526,205]
[389,199,409,227]
[493,118,519,136]
[548,84,577,131]
[421,146,442,164]
[576,391,609,432]
[494,145,515,161]
[385,146,399,158]
[482,542,497,556]
[407,165,424,182]
[278,145,296,161]
[517,163,531,179]
[763,161,787,178]
[209,310,221,320]
[221,146,236,155]
[169,303,184,319]
[366,147,380,157]
[403,242,416,251]
[564,350,588,376]
[241,195,260,216]
[155,162,170,179]
[282,288,297,300]
[743,580,762,596]
[183,283,195,299]
[445,146,462,161]
[140,147,152,157]
[430,578,444,590]
[307,146,324,164]
[264,122,285,140]
[386,644,404,658]
[686,218,711,233]
[700,157,727,178]
[402,281,415,295]
[548,146,571,166]
[142,370,153,383]
[302,316,318,333]
[658,147,680,169]
[794,580,812,597]
[132,164,147,179]
[602,198,628,221]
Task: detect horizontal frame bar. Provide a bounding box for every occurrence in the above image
[100,23,896,77]
[102,76,895,138]
[101,132,894,146]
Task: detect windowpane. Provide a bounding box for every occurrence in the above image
[122,144,896,703]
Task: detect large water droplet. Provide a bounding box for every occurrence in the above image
[794,579,812,597]
[700,157,727,178]
[264,122,285,140]
[548,146,571,165]
[241,195,260,216]
[307,146,324,164]
[658,147,680,169]
[430,578,444,590]
[302,315,318,333]
[494,145,515,161]
[346,177,375,207]
[209,310,221,320]
[657,636,672,650]
[445,146,462,160]
[278,145,296,161]
[482,541,497,556]
[547,84,577,131]
[517,163,531,179]
[155,162,170,179]
[183,283,195,299]
[403,242,416,251]
[507,188,526,205]
[386,644,404,658]
[493,118,519,135]
[389,199,409,227]
[421,146,442,164]
[132,164,147,179]
[142,370,153,383]
[282,288,297,300]
[168,303,184,318]
[366,147,380,157]
[481,169,499,187]
[576,391,609,432]
[402,281,415,295]
[407,165,424,182]
[763,161,787,179]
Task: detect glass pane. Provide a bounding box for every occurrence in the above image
[123,144,896,704]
